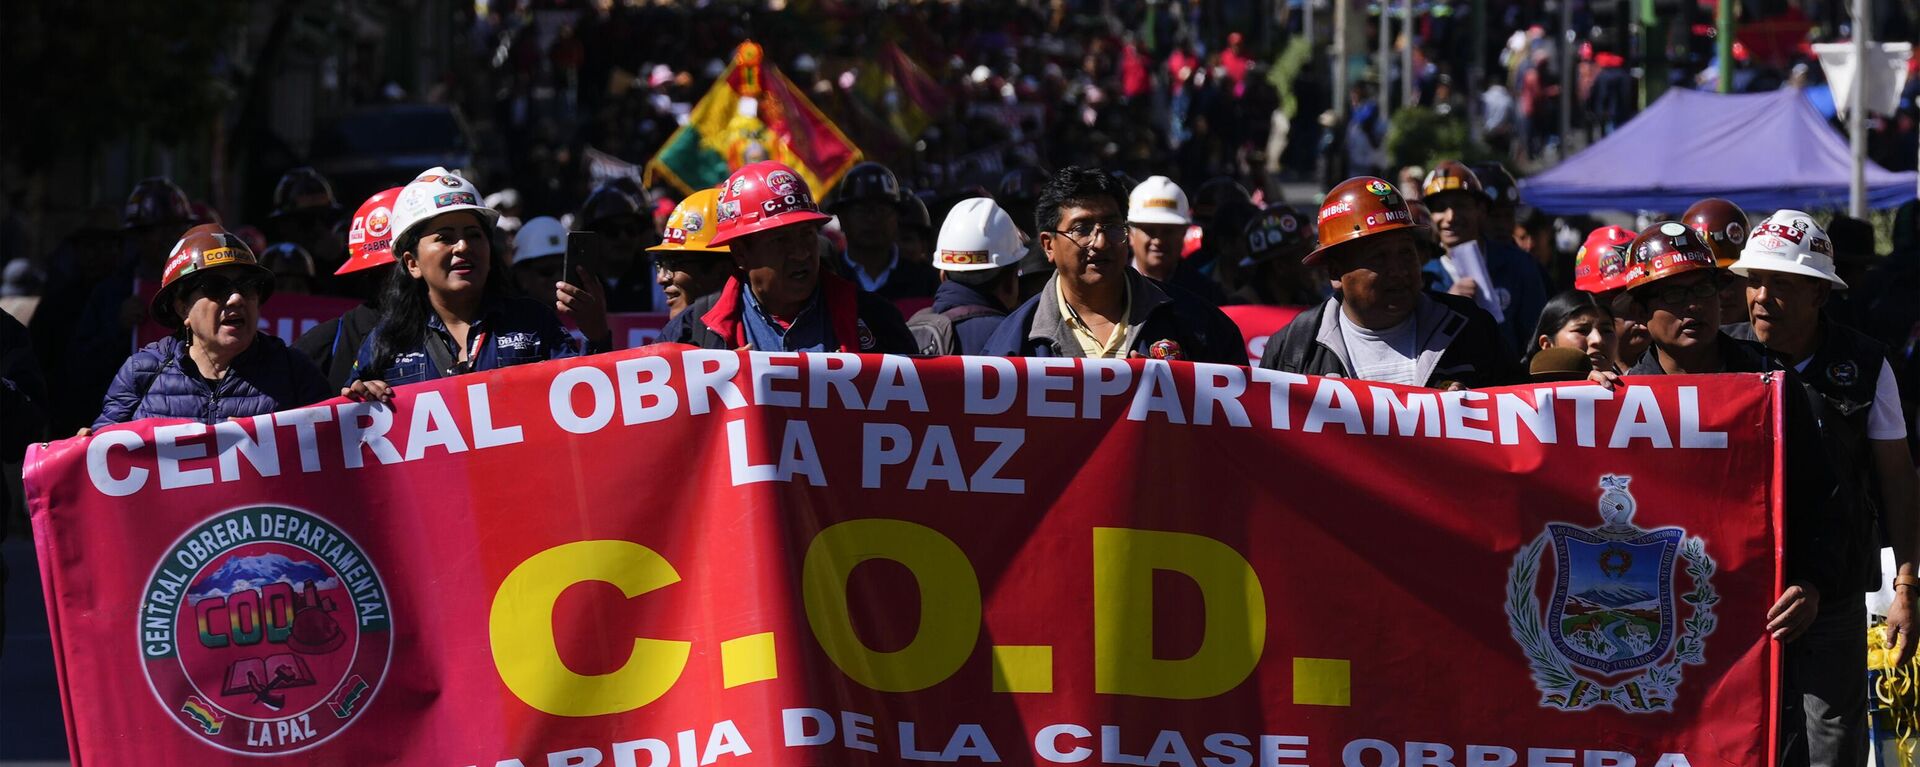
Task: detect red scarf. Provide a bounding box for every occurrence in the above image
[700,273,865,352]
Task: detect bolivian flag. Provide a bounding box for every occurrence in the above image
[646,41,862,198]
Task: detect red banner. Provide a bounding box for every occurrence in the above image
[134,280,363,350]
[1220,305,1306,365]
[28,347,1783,766]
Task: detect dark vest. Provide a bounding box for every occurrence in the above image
[1727,320,1890,592]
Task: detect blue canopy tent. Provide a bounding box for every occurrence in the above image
[1519,88,1917,214]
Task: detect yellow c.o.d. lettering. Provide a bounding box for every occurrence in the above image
[488,540,690,716]
[1093,527,1266,698]
[802,519,982,692]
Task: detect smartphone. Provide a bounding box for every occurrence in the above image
[563,231,610,288]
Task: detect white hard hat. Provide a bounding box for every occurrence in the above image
[1729,209,1847,289]
[389,167,500,251]
[1128,175,1191,226]
[934,198,1026,272]
[512,216,567,266]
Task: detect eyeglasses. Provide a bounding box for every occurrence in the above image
[1638,277,1720,307]
[190,274,270,300]
[1051,220,1130,246]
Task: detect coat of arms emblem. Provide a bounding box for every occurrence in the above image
[1506,475,1717,713]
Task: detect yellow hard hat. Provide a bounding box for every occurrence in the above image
[647,188,730,254]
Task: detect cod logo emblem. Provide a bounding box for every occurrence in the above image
[140,506,391,754]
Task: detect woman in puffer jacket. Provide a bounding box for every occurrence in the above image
[88,224,330,431]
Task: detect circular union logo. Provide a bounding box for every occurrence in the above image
[140,506,391,755]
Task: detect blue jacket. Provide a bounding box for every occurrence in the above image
[94,334,331,429]
[354,297,586,386]
[1421,238,1546,358]
[982,269,1246,364]
[927,279,1009,356]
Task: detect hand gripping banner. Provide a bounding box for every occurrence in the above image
[26,346,1785,767]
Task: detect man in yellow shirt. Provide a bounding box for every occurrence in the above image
[985,167,1244,363]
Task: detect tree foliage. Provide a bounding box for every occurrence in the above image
[1,0,250,172]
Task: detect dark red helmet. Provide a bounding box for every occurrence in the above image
[710,161,833,247]
[1681,198,1749,268]
[897,191,932,233]
[123,177,195,230]
[995,166,1050,204]
[151,224,274,328]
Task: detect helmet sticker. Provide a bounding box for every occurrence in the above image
[434,192,478,209]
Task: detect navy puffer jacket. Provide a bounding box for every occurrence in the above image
[93,334,332,429]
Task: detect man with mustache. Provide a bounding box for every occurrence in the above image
[983,167,1243,363]
[1259,176,1511,388]
[1725,211,1916,767]
[657,161,914,353]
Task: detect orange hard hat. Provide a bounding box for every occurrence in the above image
[1573,225,1637,294]
[1305,177,1425,265]
[1681,198,1749,268]
[1624,222,1717,291]
[710,161,832,247]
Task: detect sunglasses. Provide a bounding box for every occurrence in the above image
[1636,276,1720,307]
[189,273,271,300]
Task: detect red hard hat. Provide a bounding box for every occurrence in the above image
[709,161,832,247]
[1573,225,1637,294]
[1624,222,1717,291]
[123,177,195,230]
[338,187,404,276]
[1305,176,1424,266]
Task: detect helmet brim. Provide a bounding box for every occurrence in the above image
[1302,223,1428,266]
[709,210,832,248]
[1728,258,1848,290]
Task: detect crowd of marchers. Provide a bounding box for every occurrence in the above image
[0,157,1915,767]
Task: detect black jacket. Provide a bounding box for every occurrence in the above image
[294,302,382,390]
[1627,333,1850,597]
[981,269,1246,364]
[1727,320,1893,594]
[1259,291,1517,388]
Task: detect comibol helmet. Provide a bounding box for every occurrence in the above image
[388,167,499,252]
[1681,198,1750,268]
[933,197,1026,272]
[1624,221,1718,291]
[1729,210,1845,288]
[151,224,274,328]
[1305,177,1425,266]
[647,188,731,254]
[1573,225,1638,294]
[709,161,833,247]
[1420,160,1484,202]
[337,187,404,276]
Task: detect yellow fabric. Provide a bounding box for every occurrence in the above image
[1056,277,1132,358]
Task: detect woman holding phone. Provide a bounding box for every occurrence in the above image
[345,168,610,401]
